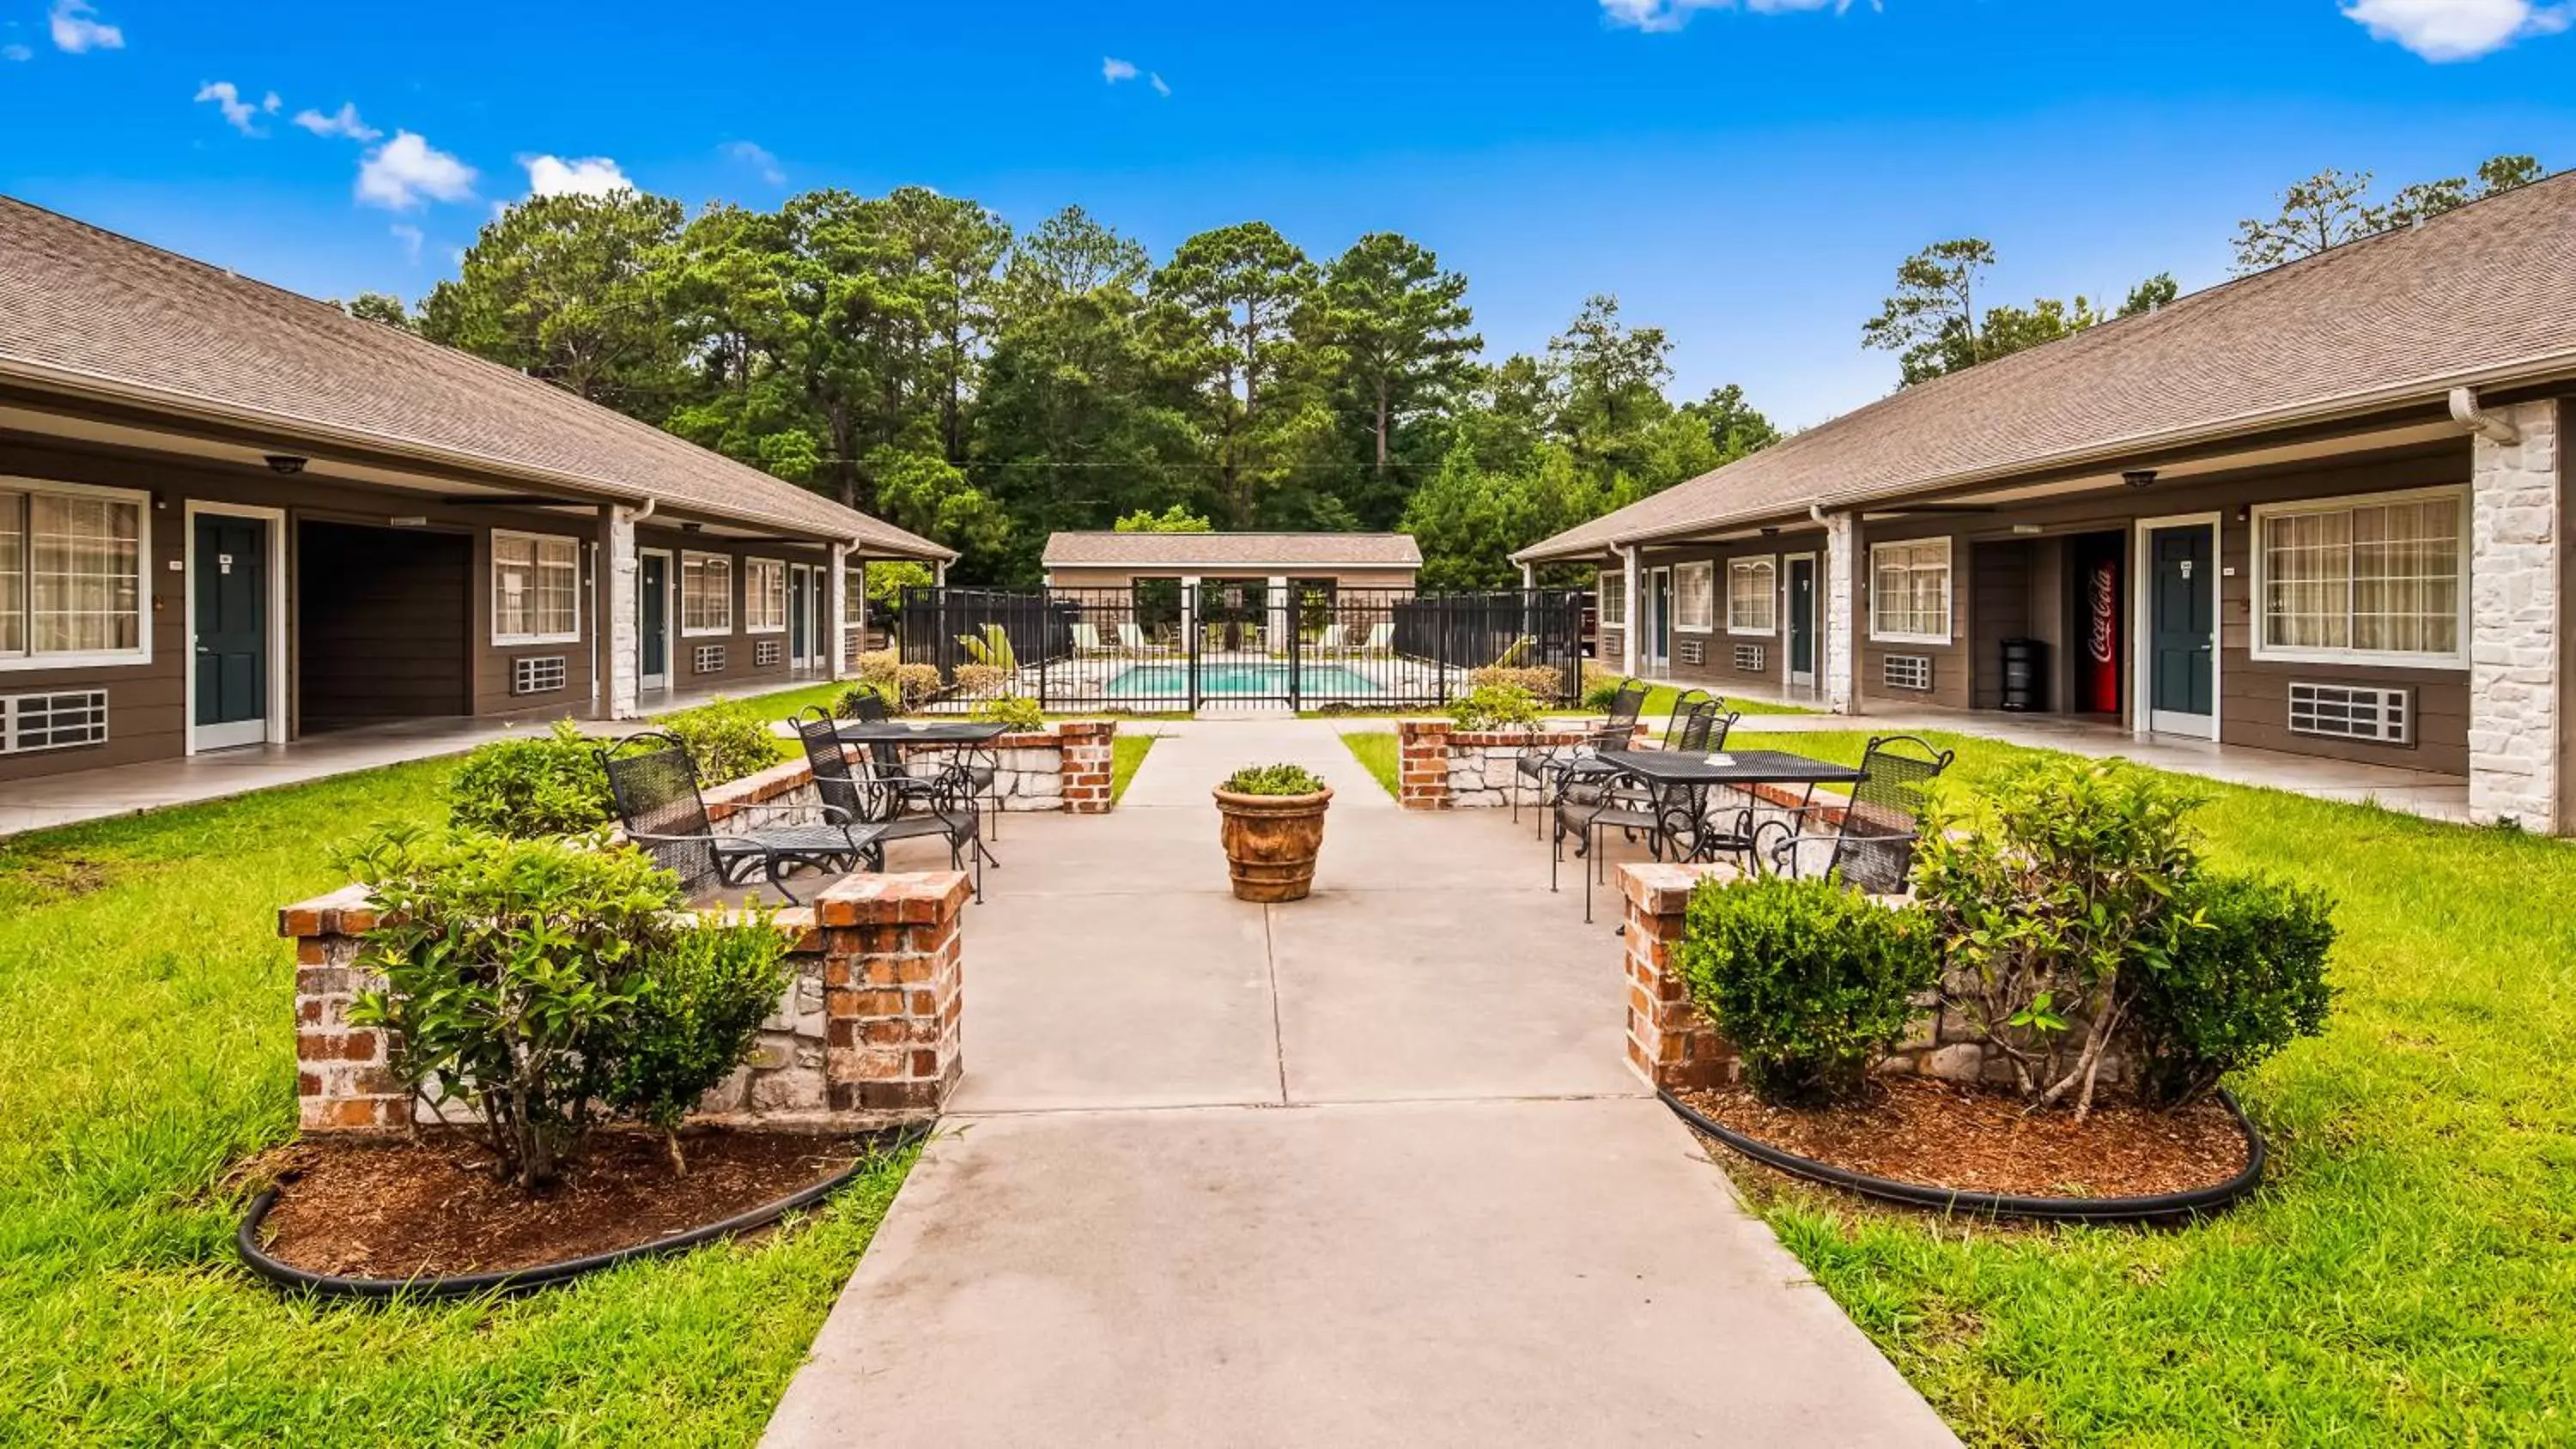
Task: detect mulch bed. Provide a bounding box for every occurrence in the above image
[251,1128,866,1278]
[1675,1076,2249,1199]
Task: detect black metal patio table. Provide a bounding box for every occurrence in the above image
[1588,748,1865,864]
[832,719,1012,851]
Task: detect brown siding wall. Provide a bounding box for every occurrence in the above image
[1631,541,1800,701]
[638,524,833,696]
[1853,443,2475,774]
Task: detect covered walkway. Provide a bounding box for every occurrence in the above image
[762,718,1953,1447]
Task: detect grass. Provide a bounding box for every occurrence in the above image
[1111,734,1157,803]
[0,762,916,1446]
[1341,731,1402,799]
[1704,728,2576,1446]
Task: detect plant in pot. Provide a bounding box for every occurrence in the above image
[1213,763,1333,903]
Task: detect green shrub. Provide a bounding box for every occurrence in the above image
[448,720,614,839]
[1913,757,2205,1116]
[2131,871,2337,1106]
[342,827,680,1191]
[1467,664,1566,704]
[1579,666,1626,712]
[606,913,793,1173]
[663,700,785,785]
[973,694,1045,732]
[832,682,896,719]
[856,649,941,709]
[1675,875,1938,1106]
[1447,682,1541,731]
[952,663,1008,700]
[957,621,1018,671]
[1220,762,1327,797]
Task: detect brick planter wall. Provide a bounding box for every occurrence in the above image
[902,718,1117,813]
[283,870,973,1135]
[1617,861,2126,1093]
[1394,718,1642,809]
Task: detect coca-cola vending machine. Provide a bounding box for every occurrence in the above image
[2083,550,2121,714]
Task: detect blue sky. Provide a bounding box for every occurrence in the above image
[3,0,2573,427]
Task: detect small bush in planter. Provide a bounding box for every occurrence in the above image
[2130,871,2336,1107]
[952,663,1009,700]
[856,650,941,710]
[973,694,1045,732]
[449,721,614,839]
[1220,763,1327,797]
[1675,875,1938,1106]
[1467,664,1564,704]
[607,913,793,1173]
[1447,682,1541,732]
[663,700,786,785]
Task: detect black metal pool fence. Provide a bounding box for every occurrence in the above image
[896,585,1588,711]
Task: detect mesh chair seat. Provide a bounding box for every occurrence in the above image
[794,708,988,898]
[599,731,867,906]
[1750,735,1953,894]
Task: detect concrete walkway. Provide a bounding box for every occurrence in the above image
[762,719,1954,1447]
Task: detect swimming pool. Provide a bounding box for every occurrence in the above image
[1104,663,1385,699]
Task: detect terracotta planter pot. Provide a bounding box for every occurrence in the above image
[1212,786,1334,903]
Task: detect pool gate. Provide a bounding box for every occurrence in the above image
[895,584,1588,713]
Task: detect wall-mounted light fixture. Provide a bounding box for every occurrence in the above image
[2122,469,2158,490]
[265,454,307,476]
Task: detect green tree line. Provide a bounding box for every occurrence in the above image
[357,189,1777,588]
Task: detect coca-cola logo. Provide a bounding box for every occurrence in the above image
[2088,564,2117,664]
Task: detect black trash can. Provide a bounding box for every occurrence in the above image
[2001,637,2045,712]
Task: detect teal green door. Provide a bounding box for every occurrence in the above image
[639,553,669,688]
[193,514,268,749]
[2148,524,2215,733]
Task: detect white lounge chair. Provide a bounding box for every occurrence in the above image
[1314,623,1348,652]
[1071,622,1105,655]
[1361,621,1394,653]
[1117,621,1151,652]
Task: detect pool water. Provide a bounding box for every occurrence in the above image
[1105,663,1384,698]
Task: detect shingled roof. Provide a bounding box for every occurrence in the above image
[1518,171,2576,562]
[1044,531,1424,568]
[0,196,953,561]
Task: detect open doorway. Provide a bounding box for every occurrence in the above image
[295,520,473,733]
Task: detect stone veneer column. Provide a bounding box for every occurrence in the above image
[1619,863,1740,1090]
[1396,718,1453,809]
[1820,511,1857,715]
[604,505,641,719]
[1054,719,1117,813]
[818,872,969,1113]
[1619,546,1640,677]
[2470,398,2563,830]
[828,543,851,681]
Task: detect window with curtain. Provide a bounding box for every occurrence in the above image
[744,558,787,633]
[1674,561,1715,631]
[491,531,580,642]
[1,484,146,663]
[1869,538,1952,642]
[2257,492,2463,659]
[1727,558,1777,634]
[682,551,733,635]
[1598,573,1625,627]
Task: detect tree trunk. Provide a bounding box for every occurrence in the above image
[1375,374,1390,473]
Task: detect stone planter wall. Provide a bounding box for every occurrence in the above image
[1618,860,2127,1092]
[901,718,1117,813]
[283,870,971,1134]
[1394,719,1643,809]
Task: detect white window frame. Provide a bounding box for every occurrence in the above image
[1868,537,1953,646]
[2247,485,2470,669]
[680,549,734,639]
[1674,560,1716,634]
[1598,572,1625,628]
[743,556,788,635]
[0,476,155,671]
[1726,555,1778,637]
[489,528,583,646]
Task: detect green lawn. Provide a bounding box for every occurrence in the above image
[1710,729,2576,1446]
[1111,734,1157,803]
[0,761,914,1446]
[1341,731,1401,799]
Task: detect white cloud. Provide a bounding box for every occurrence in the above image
[724,139,785,185]
[390,223,423,262]
[2,44,31,62]
[522,154,633,197]
[194,82,263,135]
[1600,0,1862,31]
[1102,56,1138,82]
[355,130,477,210]
[1150,71,1170,96]
[263,91,281,112]
[2342,0,2570,59]
[48,0,120,52]
[294,101,381,141]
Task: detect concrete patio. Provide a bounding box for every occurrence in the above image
[761,718,1955,1448]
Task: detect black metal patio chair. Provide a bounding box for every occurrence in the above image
[833,696,1005,842]
[793,710,988,901]
[1551,700,1736,924]
[1747,734,1953,894]
[1512,677,1649,837]
[598,731,872,906]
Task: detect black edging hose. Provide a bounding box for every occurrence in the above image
[237,1126,929,1302]
[1661,1087,2266,1224]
